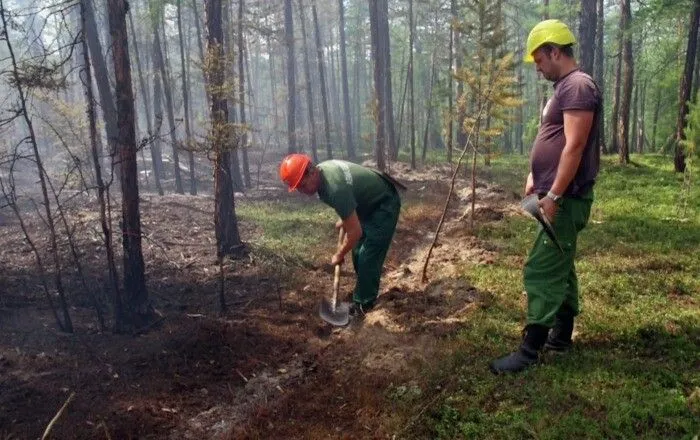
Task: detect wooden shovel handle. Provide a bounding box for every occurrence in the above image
[331,227,345,310]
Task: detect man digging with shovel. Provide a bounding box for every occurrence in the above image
[490,19,602,374]
[279,154,401,322]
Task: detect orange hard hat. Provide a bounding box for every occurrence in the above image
[279,153,312,192]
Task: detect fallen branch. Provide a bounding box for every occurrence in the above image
[41,391,76,440]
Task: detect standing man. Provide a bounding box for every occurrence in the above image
[490,19,602,374]
[279,154,401,317]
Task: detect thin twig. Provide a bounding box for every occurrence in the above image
[420,102,489,283]
[41,391,76,440]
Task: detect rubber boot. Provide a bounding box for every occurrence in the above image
[544,305,575,352]
[489,324,549,374]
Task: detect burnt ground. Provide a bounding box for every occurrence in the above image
[0,159,522,439]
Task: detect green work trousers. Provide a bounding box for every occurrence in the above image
[524,191,593,327]
[352,192,401,306]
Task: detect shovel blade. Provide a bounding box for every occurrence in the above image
[521,194,564,253]
[319,299,350,326]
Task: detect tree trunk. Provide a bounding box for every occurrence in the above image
[421,53,436,164]
[618,0,633,165]
[128,11,163,195]
[540,0,550,119]
[237,0,251,188]
[328,26,343,150]
[636,80,647,154]
[594,0,606,153]
[83,0,118,164]
[151,11,184,193]
[409,0,415,169]
[191,0,211,110]
[377,0,397,161]
[338,0,355,160]
[353,6,362,151]
[652,86,661,151]
[284,0,297,154]
[369,0,386,169]
[631,81,638,152]
[610,46,622,153]
[312,1,334,159]
[223,0,245,192]
[447,0,456,162]
[177,0,197,195]
[578,0,596,75]
[674,0,700,172]
[107,0,150,331]
[207,0,242,259]
[298,0,319,162]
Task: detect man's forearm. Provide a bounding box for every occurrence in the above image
[550,143,584,196]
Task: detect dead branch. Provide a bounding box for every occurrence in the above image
[41,391,76,440]
[420,91,494,284]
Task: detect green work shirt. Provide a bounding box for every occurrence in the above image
[317,160,394,220]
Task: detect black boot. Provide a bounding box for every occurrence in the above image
[544,305,575,352]
[489,324,549,374]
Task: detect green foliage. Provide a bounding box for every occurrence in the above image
[679,91,699,216]
[416,155,700,440]
[453,0,522,161]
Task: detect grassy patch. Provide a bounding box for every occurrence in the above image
[417,155,700,439]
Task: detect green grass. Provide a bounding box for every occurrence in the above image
[234,155,699,439]
[423,154,700,440]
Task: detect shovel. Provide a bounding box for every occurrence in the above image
[521,194,564,253]
[319,228,351,326]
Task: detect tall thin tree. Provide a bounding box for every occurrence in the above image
[177,0,197,194]
[207,0,242,258]
[298,0,319,162]
[107,0,150,331]
[312,1,334,158]
[284,0,297,153]
[618,0,633,164]
[369,0,386,169]
[674,0,700,172]
[408,0,416,169]
[338,0,355,160]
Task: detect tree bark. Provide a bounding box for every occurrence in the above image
[674,0,700,172]
[128,10,163,195]
[237,0,251,188]
[107,0,150,331]
[312,2,334,159]
[594,0,606,153]
[617,0,633,164]
[421,53,436,164]
[636,79,647,153]
[298,0,319,162]
[207,0,242,258]
[177,0,197,195]
[377,0,397,161]
[369,0,385,169]
[579,0,596,75]
[83,0,118,162]
[610,45,622,153]
[151,9,184,193]
[409,0,416,169]
[284,0,297,153]
[447,0,456,162]
[338,0,355,160]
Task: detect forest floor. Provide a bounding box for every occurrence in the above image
[0,154,698,439]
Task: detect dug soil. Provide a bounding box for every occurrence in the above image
[0,160,521,439]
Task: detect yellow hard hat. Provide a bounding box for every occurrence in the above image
[525,19,576,63]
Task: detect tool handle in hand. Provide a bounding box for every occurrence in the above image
[331,227,345,310]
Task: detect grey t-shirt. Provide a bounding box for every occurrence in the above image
[530,69,602,196]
